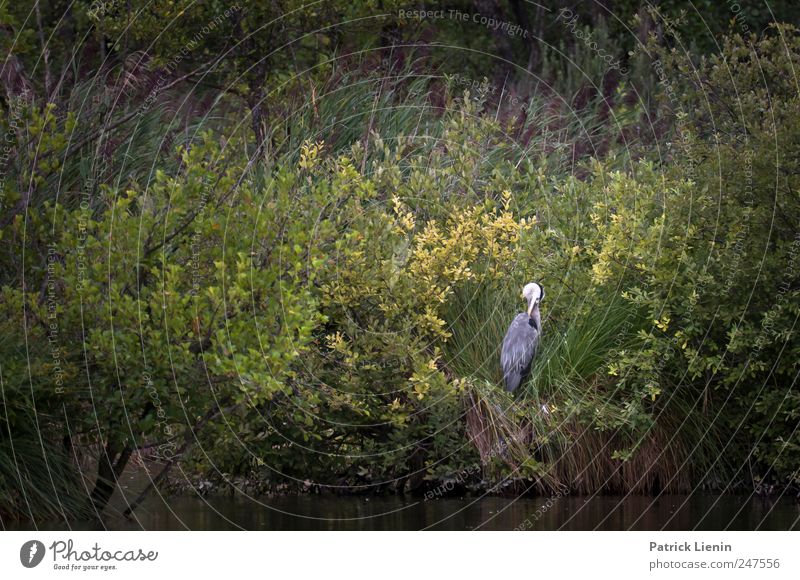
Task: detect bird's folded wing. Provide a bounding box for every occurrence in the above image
[500,316,539,378]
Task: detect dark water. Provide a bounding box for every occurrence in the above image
[8,494,800,531]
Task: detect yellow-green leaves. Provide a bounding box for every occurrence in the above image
[299,140,324,171]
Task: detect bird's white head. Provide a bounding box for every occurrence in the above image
[522,282,544,316]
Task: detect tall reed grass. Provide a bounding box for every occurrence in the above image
[444,281,715,494]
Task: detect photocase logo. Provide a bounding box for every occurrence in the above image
[20,540,46,568]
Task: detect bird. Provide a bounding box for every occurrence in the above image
[500,282,544,394]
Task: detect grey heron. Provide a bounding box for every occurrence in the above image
[500,282,544,394]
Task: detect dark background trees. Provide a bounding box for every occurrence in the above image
[2,2,799,522]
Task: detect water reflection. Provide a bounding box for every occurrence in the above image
[7,493,799,531]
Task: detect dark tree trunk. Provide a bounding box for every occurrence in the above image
[0,28,34,103]
[509,0,536,72]
[235,6,270,156]
[406,444,429,493]
[379,20,404,74]
[123,400,236,518]
[472,0,515,77]
[250,95,267,154]
[33,0,52,100]
[90,441,132,513]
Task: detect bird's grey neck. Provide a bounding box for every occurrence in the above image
[527,301,541,331]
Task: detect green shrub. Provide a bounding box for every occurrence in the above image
[2,26,799,520]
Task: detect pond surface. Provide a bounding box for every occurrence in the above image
[8,493,800,531]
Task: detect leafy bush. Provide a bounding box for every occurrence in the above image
[2,23,799,521]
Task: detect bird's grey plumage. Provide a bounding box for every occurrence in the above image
[501,313,540,393]
[500,282,543,393]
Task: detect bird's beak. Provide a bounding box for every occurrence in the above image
[527,299,538,316]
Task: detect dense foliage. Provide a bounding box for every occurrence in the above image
[1,2,798,522]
